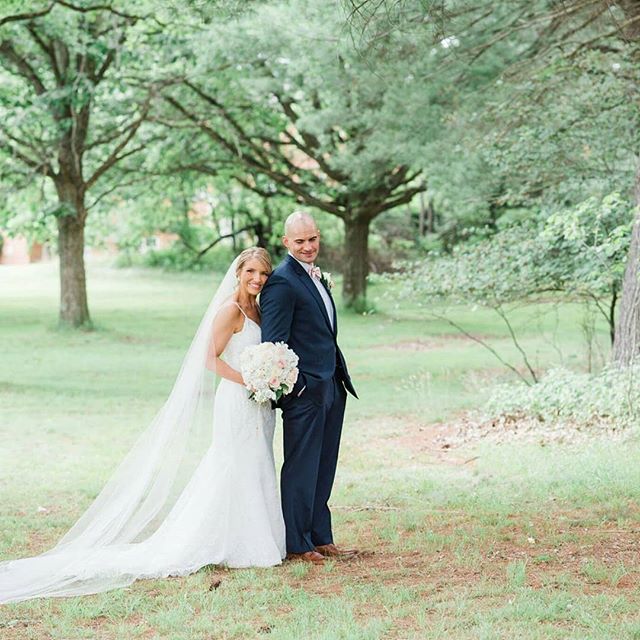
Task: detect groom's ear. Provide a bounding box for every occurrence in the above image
[282,235,289,249]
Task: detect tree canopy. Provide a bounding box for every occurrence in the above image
[1,0,639,353]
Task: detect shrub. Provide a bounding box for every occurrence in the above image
[142,244,237,272]
[486,365,640,429]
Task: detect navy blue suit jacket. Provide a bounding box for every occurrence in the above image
[260,255,357,402]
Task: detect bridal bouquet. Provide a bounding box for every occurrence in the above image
[240,342,299,403]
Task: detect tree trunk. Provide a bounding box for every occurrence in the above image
[342,215,371,312]
[612,163,640,365]
[418,193,426,236]
[609,284,618,347]
[55,182,91,328]
[426,197,435,233]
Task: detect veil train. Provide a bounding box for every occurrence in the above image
[0,257,241,603]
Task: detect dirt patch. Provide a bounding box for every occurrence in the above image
[479,511,640,593]
[283,506,640,601]
[394,419,480,465]
[364,414,480,466]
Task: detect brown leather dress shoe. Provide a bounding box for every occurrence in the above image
[315,543,358,558]
[286,550,326,565]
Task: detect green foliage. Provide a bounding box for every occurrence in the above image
[390,224,545,306]
[390,193,632,310]
[3,0,638,327]
[159,0,430,303]
[487,365,640,428]
[135,243,236,272]
[348,0,640,250]
[0,3,161,189]
[0,186,57,246]
[484,48,640,207]
[381,193,632,382]
[542,193,632,295]
[201,0,437,186]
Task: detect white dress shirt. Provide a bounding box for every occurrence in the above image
[289,253,334,330]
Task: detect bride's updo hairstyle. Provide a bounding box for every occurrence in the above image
[235,247,272,277]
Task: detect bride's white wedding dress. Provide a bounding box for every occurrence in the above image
[0,261,285,604]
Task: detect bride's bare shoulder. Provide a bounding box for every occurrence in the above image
[214,300,243,331]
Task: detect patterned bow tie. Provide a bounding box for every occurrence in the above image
[310,265,322,281]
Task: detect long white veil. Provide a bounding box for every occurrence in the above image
[0,257,241,603]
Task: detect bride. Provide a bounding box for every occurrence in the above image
[0,247,285,604]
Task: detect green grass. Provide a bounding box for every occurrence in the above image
[1,261,639,639]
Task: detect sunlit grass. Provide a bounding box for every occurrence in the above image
[1,261,638,639]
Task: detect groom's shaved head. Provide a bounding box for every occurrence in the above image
[284,211,318,236]
[283,211,320,264]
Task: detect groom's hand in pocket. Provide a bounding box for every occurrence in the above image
[292,372,307,398]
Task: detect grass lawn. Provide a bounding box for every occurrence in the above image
[1,261,639,640]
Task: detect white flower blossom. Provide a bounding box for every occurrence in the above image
[240,342,299,404]
[320,271,335,290]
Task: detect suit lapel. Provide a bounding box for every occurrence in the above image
[286,255,334,334]
[321,279,338,335]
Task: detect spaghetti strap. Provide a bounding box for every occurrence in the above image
[233,301,248,318]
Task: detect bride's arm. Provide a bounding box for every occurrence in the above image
[206,304,244,385]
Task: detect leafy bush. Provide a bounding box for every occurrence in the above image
[116,243,237,273]
[486,366,640,429]
[381,193,632,382]
[389,193,631,308]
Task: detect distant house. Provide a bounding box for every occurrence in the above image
[0,234,50,265]
[0,196,221,266]
[142,198,220,252]
[140,232,180,253]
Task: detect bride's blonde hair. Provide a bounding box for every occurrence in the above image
[235,247,272,276]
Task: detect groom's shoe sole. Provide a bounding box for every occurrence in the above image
[286,551,326,565]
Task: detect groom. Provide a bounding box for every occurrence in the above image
[261,211,358,564]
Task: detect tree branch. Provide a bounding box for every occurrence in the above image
[182,80,274,166]
[86,176,149,210]
[85,102,152,189]
[368,181,425,217]
[569,14,640,57]
[0,3,55,26]
[190,226,255,263]
[53,0,144,21]
[87,116,151,150]
[0,136,53,174]
[493,302,538,383]
[165,94,345,215]
[25,24,65,86]
[0,39,47,94]
[271,89,350,184]
[429,309,533,385]
[234,174,286,199]
[278,128,349,184]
